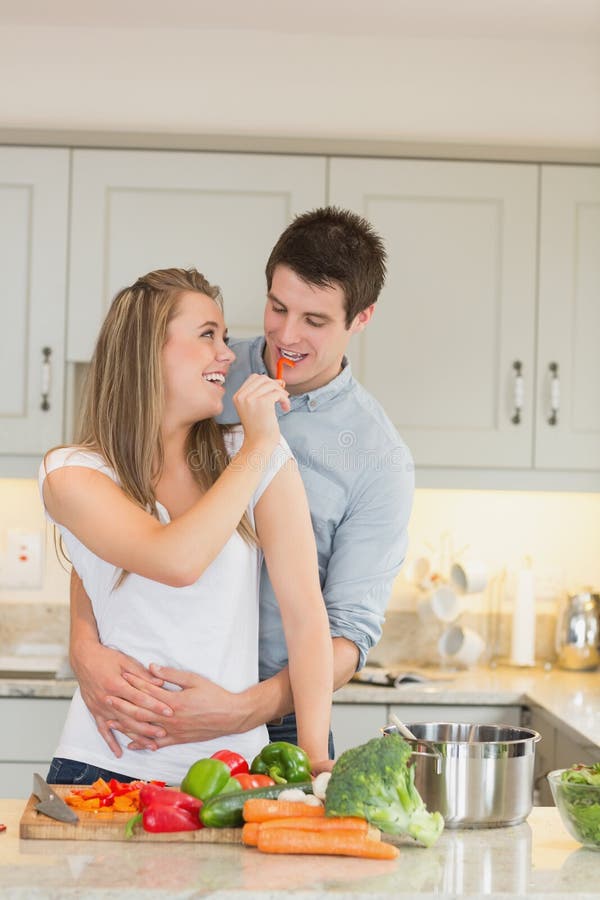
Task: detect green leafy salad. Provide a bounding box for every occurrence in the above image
[559,763,600,845]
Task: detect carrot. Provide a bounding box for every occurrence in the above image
[259,816,371,835]
[242,822,260,846]
[256,828,399,860]
[243,799,325,823]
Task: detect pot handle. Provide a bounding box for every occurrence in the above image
[410,745,443,775]
[381,725,443,774]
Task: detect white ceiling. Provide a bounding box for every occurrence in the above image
[1,0,599,39]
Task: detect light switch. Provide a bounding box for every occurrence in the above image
[1,530,44,588]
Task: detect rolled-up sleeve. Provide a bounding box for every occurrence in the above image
[321,447,414,669]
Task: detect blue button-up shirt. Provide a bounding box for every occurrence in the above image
[217,336,414,680]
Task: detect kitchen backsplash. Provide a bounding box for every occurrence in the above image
[1,479,599,664]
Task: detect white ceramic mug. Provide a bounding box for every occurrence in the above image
[405,556,432,587]
[450,559,488,595]
[438,624,486,668]
[417,585,461,624]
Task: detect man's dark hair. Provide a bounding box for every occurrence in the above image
[265,206,387,327]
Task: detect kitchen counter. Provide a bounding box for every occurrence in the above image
[0,801,597,899]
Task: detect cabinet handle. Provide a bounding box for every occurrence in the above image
[40,346,52,412]
[511,360,524,425]
[547,361,560,426]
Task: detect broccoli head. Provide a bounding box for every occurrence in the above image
[325,733,444,847]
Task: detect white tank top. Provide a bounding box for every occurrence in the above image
[39,429,291,783]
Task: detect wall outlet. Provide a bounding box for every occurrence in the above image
[1,530,44,588]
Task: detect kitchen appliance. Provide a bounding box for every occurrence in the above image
[32,773,79,824]
[555,591,600,671]
[384,722,541,828]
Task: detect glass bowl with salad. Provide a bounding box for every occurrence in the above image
[548,764,600,850]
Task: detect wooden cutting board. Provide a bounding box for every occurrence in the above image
[19,784,242,843]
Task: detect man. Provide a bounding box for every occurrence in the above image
[69,206,414,759]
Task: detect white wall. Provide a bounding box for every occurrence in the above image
[1,26,598,146]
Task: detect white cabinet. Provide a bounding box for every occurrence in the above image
[330,703,389,757]
[527,707,600,805]
[67,150,327,361]
[0,697,70,798]
[535,166,600,471]
[0,148,69,456]
[329,158,538,469]
[329,158,600,476]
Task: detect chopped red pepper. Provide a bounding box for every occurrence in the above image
[276,356,296,382]
[210,749,249,776]
[0,824,6,833]
[232,772,275,790]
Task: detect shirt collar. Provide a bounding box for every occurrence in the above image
[250,337,353,413]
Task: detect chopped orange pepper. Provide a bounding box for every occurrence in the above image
[276,357,296,382]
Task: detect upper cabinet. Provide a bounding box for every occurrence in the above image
[329,159,600,476]
[2,143,597,485]
[329,158,538,469]
[0,147,69,456]
[67,150,327,361]
[535,166,600,472]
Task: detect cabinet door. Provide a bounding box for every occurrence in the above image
[0,697,70,798]
[389,704,522,727]
[329,159,538,467]
[331,703,389,756]
[535,166,600,471]
[67,150,326,361]
[0,148,69,454]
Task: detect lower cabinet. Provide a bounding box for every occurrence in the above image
[527,707,600,805]
[331,701,522,758]
[0,697,70,798]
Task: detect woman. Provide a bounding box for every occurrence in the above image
[39,267,333,785]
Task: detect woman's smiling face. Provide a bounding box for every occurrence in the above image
[162,290,235,427]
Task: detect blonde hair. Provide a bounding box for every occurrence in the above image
[75,267,255,553]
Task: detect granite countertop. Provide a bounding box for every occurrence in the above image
[0,801,597,899]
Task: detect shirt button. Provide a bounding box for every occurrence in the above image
[308,400,317,410]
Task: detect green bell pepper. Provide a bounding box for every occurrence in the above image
[250,741,311,784]
[180,758,242,802]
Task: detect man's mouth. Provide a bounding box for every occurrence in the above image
[202,372,226,388]
[278,347,308,363]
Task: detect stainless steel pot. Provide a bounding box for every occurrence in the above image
[383,722,541,829]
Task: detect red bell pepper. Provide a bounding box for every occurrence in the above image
[139,784,202,815]
[210,749,249,776]
[126,806,201,836]
[232,773,275,790]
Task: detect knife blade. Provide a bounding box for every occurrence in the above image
[32,772,79,824]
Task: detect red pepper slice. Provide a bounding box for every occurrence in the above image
[0,824,6,833]
[232,772,275,790]
[210,749,249,776]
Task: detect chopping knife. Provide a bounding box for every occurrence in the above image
[32,772,79,824]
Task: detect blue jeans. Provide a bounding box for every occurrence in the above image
[47,757,139,785]
[267,714,335,760]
